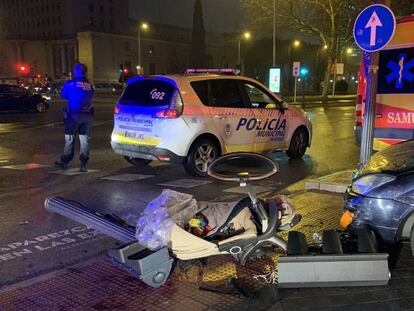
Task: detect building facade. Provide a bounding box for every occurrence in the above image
[0,1,236,82]
[0,0,129,40]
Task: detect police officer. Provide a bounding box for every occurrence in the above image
[55,63,95,172]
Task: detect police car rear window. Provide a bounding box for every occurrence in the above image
[120,80,175,106]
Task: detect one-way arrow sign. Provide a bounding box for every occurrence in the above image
[354,4,395,52]
[365,11,383,46]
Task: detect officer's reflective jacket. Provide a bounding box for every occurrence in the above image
[61,77,95,113]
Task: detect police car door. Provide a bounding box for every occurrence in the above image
[240,81,288,152]
[208,79,256,153]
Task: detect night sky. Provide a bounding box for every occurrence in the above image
[128,0,243,33]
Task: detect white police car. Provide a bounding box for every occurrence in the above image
[111,69,312,176]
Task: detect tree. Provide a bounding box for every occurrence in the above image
[241,0,373,102]
[391,0,414,16]
[190,0,206,68]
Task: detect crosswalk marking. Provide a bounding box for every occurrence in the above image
[1,163,51,170]
[158,179,212,188]
[101,173,153,182]
[49,168,99,176]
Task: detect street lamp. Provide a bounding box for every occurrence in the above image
[287,40,301,62]
[238,31,251,74]
[138,22,149,75]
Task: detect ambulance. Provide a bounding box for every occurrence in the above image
[355,16,414,149]
[111,69,312,176]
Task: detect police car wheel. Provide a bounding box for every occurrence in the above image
[36,102,47,113]
[286,127,308,159]
[124,156,152,166]
[185,139,219,177]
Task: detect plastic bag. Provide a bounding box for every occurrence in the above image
[135,189,199,250]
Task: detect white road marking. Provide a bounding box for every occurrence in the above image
[1,163,52,170]
[223,185,274,194]
[101,173,153,182]
[158,179,212,188]
[49,168,99,176]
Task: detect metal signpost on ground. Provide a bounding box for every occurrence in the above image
[353,4,396,165]
[292,61,300,104]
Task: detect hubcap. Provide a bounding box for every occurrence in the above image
[293,131,305,153]
[194,144,216,173]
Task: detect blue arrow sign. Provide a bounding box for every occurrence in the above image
[354,4,396,52]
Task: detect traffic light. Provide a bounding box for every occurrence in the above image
[17,64,30,75]
[300,67,309,77]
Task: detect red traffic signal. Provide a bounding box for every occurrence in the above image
[17,64,30,74]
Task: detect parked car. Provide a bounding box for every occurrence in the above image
[0,84,49,113]
[342,139,414,252]
[110,70,312,176]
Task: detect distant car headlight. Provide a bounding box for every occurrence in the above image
[351,174,396,195]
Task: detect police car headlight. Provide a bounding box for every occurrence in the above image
[351,174,396,195]
[43,96,51,101]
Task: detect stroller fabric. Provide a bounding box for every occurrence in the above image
[135,189,253,250]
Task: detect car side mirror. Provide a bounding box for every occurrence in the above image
[280,101,288,111]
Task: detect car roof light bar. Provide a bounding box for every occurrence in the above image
[185,68,239,75]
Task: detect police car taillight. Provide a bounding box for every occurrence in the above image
[155,109,179,118]
[153,91,183,119]
[114,104,120,114]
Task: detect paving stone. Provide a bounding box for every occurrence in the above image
[403,276,414,287]
[334,304,362,311]
[322,288,347,296]
[299,288,325,298]
[349,292,377,304]
[327,295,354,307]
[344,287,368,294]
[265,302,285,311]
[278,289,302,298]
[305,296,331,309]
[360,302,389,311]
[397,288,414,299]
[282,297,309,311]
[369,288,401,301]
[377,299,414,311]
[388,277,410,289]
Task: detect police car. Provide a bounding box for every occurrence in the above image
[111,69,312,176]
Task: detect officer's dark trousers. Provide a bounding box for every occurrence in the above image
[60,112,93,165]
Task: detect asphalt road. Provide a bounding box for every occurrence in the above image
[0,97,359,287]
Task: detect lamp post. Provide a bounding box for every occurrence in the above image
[288,40,301,94]
[287,40,301,61]
[273,0,276,66]
[238,31,251,74]
[138,22,149,75]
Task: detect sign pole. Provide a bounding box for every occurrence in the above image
[359,52,379,166]
[332,63,337,97]
[294,76,298,104]
[353,2,395,166]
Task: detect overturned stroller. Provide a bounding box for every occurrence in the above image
[45,153,301,288]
